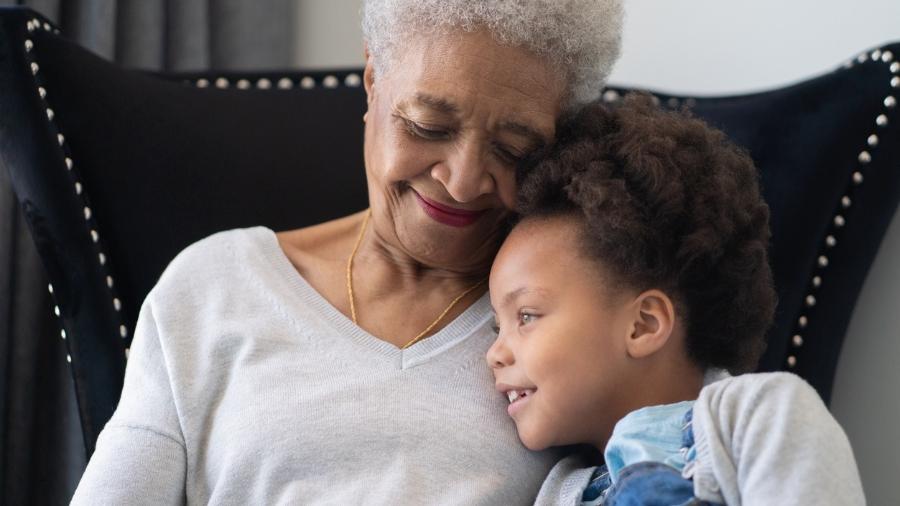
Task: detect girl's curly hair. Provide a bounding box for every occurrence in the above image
[517,94,776,373]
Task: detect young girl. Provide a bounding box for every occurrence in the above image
[487,96,865,505]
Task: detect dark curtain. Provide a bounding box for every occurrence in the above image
[0,0,294,504]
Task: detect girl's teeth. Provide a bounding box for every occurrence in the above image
[506,389,533,404]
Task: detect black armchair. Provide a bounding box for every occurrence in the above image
[2,6,899,459]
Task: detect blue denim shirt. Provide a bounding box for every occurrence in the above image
[582,405,721,505]
[604,400,695,482]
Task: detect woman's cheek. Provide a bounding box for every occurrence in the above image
[497,175,517,210]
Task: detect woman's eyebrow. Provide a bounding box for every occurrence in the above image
[498,121,550,148]
[414,92,460,114]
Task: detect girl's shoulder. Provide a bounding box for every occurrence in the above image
[698,371,823,416]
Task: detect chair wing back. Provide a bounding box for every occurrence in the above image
[1,6,898,456]
[0,8,368,455]
[623,49,899,402]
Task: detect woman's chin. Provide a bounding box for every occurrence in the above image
[392,209,508,270]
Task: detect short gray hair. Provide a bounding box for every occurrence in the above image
[361,0,624,109]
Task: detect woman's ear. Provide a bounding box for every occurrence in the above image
[625,290,676,359]
[363,43,375,105]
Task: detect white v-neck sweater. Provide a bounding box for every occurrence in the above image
[71,227,560,505]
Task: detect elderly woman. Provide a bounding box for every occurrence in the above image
[72,1,622,504]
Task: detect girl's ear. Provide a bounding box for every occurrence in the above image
[625,289,676,359]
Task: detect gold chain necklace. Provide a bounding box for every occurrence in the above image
[346,209,486,349]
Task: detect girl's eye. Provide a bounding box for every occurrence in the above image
[402,118,450,140]
[518,312,537,326]
[490,322,501,334]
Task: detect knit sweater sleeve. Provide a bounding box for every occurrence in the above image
[533,454,598,506]
[689,372,865,505]
[70,298,187,505]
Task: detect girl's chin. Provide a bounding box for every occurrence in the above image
[518,431,551,452]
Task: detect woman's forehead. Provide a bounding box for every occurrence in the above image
[383,31,566,122]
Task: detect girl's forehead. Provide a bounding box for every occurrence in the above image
[492,219,585,283]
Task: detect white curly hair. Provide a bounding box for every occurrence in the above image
[361,0,624,110]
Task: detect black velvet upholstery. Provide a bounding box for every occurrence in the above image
[2,7,899,457]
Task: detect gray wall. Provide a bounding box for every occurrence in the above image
[292,1,900,503]
[292,0,364,69]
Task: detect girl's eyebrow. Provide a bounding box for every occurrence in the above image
[492,287,551,313]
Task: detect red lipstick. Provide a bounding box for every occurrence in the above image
[413,191,486,227]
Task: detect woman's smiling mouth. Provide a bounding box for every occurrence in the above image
[413,190,487,227]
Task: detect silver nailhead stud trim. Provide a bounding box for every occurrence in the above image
[54,305,60,316]
[257,78,272,89]
[98,252,106,265]
[46,108,55,120]
[868,134,879,147]
[196,78,209,88]
[841,196,852,208]
[300,76,315,89]
[812,276,822,288]
[852,172,864,185]
[125,348,130,359]
[891,62,900,73]
[872,49,882,61]
[90,229,99,243]
[792,335,804,347]
[857,53,868,63]
[787,356,797,367]
[25,39,33,51]
[66,354,72,363]
[106,276,114,288]
[892,77,900,88]
[38,86,46,99]
[805,295,816,307]
[277,78,293,89]
[603,90,620,102]
[883,50,894,62]
[798,315,808,328]
[236,79,250,90]
[825,236,836,249]
[858,151,871,164]
[885,96,897,109]
[61,329,67,339]
[834,215,845,227]
[113,298,122,311]
[344,73,361,87]
[818,255,829,267]
[43,22,50,31]
[48,283,54,294]
[667,97,680,108]
[83,206,92,220]
[215,77,229,89]
[876,114,888,127]
[57,133,65,146]
[65,157,73,170]
[27,20,35,32]
[323,75,339,88]
[119,325,128,338]
[75,182,82,195]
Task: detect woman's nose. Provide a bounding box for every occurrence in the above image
[431,142,495,203]
[486,336,514,369]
